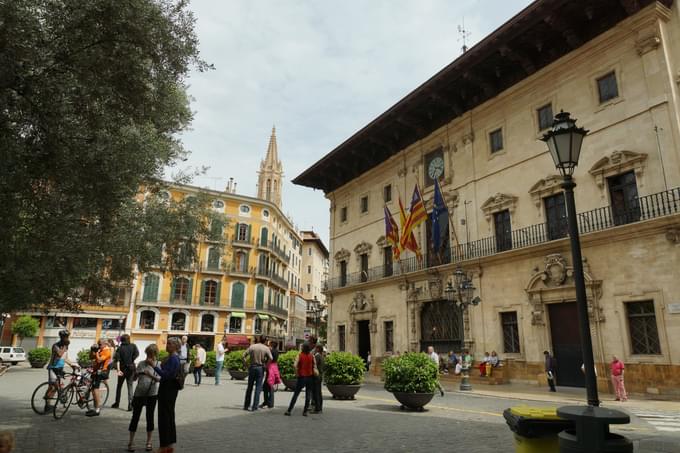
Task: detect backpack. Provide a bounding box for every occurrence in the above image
[175,359,187,390]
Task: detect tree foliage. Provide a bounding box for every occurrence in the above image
[0,0,216,312]
[11,315,40,339]
[324,352,365,385]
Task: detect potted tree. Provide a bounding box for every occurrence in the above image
[325,352,365,400]
[27,347,50,368]
[77,349,93,368]
[202,351,217,377]
[278,350,299,391]
[225,350,248,380]
[383,352,438,411]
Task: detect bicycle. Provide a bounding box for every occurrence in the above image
[52,368,110,419]
[31,373,64,415]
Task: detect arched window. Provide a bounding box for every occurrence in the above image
[201,314,215,332]
[171,312,186,331]
[201,280,219,306]
[140,310,156,329]
[256,285,265,310]
[172,277,191,303]
[231,282,245,308]
[207,247,220,270]
[142,274,160,302]
[260,227,269,246]
[266,179,272,200]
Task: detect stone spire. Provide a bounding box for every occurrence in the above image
[257,126,284,207]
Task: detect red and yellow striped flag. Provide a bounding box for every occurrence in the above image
[400,184,426,250]
[399,195,422,261]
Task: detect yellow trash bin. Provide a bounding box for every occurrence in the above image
[503,406,574,453]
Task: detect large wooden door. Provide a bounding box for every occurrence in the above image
[548,302,584,387]
[357,320,371,370]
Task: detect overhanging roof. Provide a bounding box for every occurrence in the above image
[293,0,673,193]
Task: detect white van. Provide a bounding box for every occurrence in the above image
[0,346,26,365]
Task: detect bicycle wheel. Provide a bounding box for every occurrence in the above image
[31,382,57,415]
[53,384,74,419]
[85,381,109,410]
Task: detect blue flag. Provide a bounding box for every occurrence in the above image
[430,178,449,253]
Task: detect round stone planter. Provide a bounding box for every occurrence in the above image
[283,378,297,391]
[392,392,435,412]
[203,368,215,377]
[228,369,248,380]
[29,360,47,369]
[326,384,361,400]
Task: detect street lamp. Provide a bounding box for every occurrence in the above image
[444,267,480,391]
[540,110,601,407]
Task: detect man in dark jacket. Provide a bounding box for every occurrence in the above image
[312,344,324,413]
[544,350,556,392]
[112,334,139,410]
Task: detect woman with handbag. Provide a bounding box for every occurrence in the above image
[193,344,206,386]
[127,344,160,452]
[284,342,318,416]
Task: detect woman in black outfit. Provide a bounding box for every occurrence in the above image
[149,337,181,453]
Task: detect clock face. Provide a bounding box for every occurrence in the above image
[428,156,445,180]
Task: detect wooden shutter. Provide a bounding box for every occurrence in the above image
[256,285,264,309]
[170,278,177,302]
[186,278,193,304]
[200,280,206,305]
[215,281,221,306]
[246,224,252,242]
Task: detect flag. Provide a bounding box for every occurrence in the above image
[430,178,449,254]
[384,205,401,260]
[399,196,422,261]
[401,184,427,249]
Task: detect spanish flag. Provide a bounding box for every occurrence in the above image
[384,205,401,260]
[400,184,427,249]
[399,195,422,261]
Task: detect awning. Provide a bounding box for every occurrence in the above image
[257,314,269,320]
[230,312,246,318]
[227,335,250,347]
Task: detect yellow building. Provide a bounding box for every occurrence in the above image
[294,0,680,397]
[16,128,304,355]
[131,129,302,352]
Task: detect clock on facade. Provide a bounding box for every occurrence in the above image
[424,148,445,186]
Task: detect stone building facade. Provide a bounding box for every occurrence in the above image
[294,0,680,397]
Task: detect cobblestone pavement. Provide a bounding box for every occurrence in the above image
[1,365,678,453]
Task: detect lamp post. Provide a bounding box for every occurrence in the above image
[541,110,601,407]
[444,267,480,391]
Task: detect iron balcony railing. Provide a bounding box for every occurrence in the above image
[267,304,288,317]
[324,186,680,291]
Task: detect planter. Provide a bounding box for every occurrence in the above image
[29,360,47,369]
[228,369,248,380]
[326,384,361,400]
[283,378,297,391]
[392,392,435,412]
[204,368,215,377]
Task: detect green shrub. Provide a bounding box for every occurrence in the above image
[224,350,248,371]
[158,350,169,362]
[203,350,216,369]
[383,352,438,394]
[324,352,365,385]
[28,347,50,363]
[278,350,299,380]
[77,349,93,367]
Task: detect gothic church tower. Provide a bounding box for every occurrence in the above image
[257,126,284,207]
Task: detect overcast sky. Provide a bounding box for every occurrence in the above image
[178,0,533,246]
